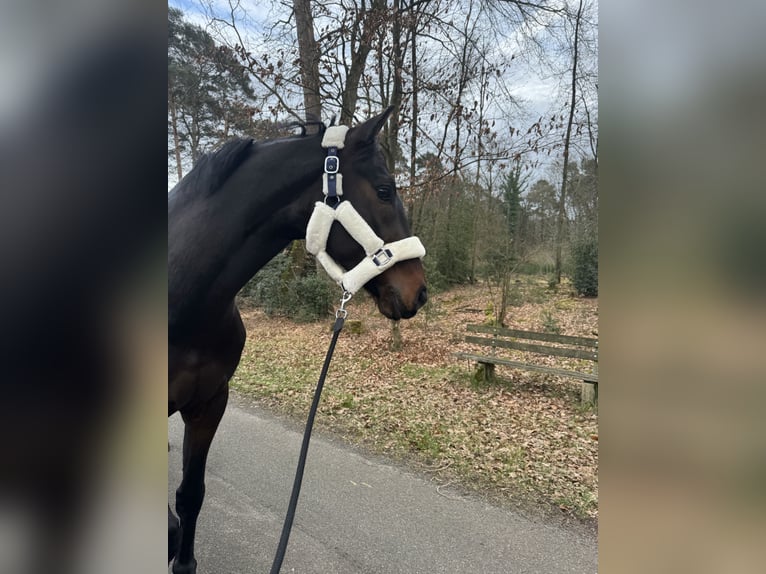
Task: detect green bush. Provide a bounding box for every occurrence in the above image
[239,252,289,314]
[240,251,336,321]
[289,274,335,321]
[570,237,598,297]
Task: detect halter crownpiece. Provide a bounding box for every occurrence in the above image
[305,125,426,295]
[321,126,348,202]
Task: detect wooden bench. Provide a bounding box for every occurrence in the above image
[454,324,599,405]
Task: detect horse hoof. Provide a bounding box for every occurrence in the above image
[171,558,197,574]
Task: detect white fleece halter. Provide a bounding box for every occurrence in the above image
[305,126,426,295]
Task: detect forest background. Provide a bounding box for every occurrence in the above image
[168,0,598,313]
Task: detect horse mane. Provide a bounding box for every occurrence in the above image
[173,116,334,198]
[176,138,255,198]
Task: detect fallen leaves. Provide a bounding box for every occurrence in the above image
[231,278,598,521]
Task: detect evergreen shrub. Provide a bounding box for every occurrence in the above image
[240,252,335,321]
[570,237,598,297]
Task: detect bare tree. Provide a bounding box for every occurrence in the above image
[293,0,323,120]
[340,0,387,124]
[171,0,597,290]
[169,84,184,180]
[554,0,584,285]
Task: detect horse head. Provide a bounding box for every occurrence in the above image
[321,108,427,320]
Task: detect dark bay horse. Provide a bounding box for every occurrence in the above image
[168,108,427,573]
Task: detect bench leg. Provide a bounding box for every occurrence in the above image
[581,381,597,406]
[473,362,495,384]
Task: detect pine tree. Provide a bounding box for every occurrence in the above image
[168,7,255,177]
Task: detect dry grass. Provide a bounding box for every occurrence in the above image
[231,277,598,522]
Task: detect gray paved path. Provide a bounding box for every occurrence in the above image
[169,394,597,574]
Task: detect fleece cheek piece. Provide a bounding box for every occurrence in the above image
[306,202,426,295]
[339,237,426,294]
[333,202,384,254]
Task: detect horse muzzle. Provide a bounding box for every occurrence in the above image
[368,259,428,320]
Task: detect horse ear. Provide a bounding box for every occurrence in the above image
[352,106,394,145]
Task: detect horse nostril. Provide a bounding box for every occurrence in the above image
[417,286,428,307]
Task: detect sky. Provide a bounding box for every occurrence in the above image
[168,0,596,188]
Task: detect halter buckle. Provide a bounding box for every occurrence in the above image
[372,248,393,267]
[324,155,339,174]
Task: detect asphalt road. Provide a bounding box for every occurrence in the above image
[169,393,597,574]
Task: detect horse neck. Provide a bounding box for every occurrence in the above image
[169,136,325,331]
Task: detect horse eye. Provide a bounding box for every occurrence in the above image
[377,185,394,201]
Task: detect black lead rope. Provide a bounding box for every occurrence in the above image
[269,312,346,574]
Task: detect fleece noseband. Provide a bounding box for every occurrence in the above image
[305,125,426,295]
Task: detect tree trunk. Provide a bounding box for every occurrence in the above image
[340,0,386,125]
[390,320,402,351]
[168,87,183,181]
[554,0,583,285]
[190,116,201,166]
[408,14,419,224]
[452,0,475,178]
[385,0,404,172]
[292,0,322,122]
[469,62,488,283]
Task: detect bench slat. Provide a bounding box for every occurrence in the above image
[464,335,598,361]
[466,324,598,348]
[454,352,599,383]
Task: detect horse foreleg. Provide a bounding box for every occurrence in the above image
[172,384,229,574]
[168,504,180,563]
